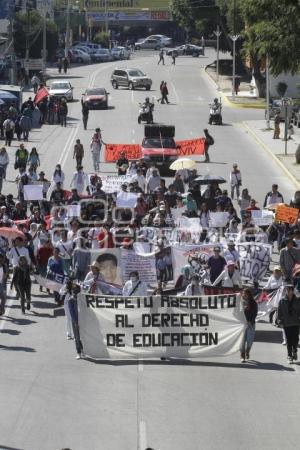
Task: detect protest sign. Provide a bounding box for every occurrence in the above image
[101,175,133,193]
[236,242,272,280]
[104,144,142,162]
[172,244,217,282]
[66,204,80,217]
[175,138,205,157]
[120,249,157,283]
[171,206,186,220]
[275,205,298,224]
[90,248,123,287]
[78,293,245,359]
[255,287,283,318]
[24,184,44,201]
[176,217,202,231]
[116,191,138,208]
[209,212,229,228]
[35,271,68,292]
[251,210,273,227]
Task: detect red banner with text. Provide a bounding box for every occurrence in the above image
[104,144,142,162]
[175,138,205,157]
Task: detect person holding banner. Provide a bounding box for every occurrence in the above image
[240,288,258,363]
[122,271,147,297]
[212,261,242,288]
[184,274,204,296]
[278,285,300,363]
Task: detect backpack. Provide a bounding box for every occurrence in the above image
[206,135,214,146]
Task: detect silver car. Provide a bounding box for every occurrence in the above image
[111,68,152,90]
[48,80,74,101]
[135,38,162,50]
[111,46,131,60]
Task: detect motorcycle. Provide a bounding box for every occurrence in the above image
[208,101,222,125]
[138,102,154,124]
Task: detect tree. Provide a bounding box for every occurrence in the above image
[276,81,288,98]
[13,11,58,61]
[93,32,109,48]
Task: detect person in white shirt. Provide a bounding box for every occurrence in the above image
[0,147,9,179]
[230,163,242,200]
[123,271,147,297]
[88,223,102,249]
[212,261,242,288]
[132,168,146,192]
[51,164,65,187]
[264,266,283,290]
[56,229,73,274]
[147,169,161,193]
[264,266,286,344]
[83,261,104,294]
[70,166,87,194]
[263,184,284,207]
[184,274,204,296]
[7,237,31,268]
[223,240,240,266]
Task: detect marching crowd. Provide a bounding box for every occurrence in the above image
[1,94,300,361]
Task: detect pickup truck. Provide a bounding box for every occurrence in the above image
[141,125,178,174]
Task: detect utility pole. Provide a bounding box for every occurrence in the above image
[230,34,239,98]
[213,24,222,86]
[25,0,30,76]
[42,0,47,72]
[65,0,71,58]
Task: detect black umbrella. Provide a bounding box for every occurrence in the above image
[193,175,227,185]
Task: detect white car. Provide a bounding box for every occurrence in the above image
[69,48,91,64]
[111,46,131,60]
[48,80,74,102]
[148,34,172,46]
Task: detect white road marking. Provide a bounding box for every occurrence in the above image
[59,124,79,169]
[138,359,143,372]
[139,420,147,450]
[131,91,135,104]
[171,81,180,103]
[132,129,135,135]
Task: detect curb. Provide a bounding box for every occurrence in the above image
[203,67,265,110]
[242,121,300,190]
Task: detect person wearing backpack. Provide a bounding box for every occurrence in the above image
[15,144,29,170]
[3,117,15,146]
[73,139,84,167]
[122,271,147,296]
[203,128,214,163]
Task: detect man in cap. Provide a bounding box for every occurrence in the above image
[83,261,104,294]
[212,261,242,288]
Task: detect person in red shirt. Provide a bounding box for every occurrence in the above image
[245,199,260,212]
[36,239,53,291]
[97,224,114,249]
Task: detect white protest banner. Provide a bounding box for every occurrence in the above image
[90,248,123,286]
[24,184,44,201]
[116,191,138,208]
[171,206,186,220]
[78,293,246,359]
[101,175,132,193]
[209,212,229,228]
[256,287,283,318]
[236,242,272,280]
[172,244,218,282]
[251,210,273,227]
[176,217,202,231]
[120,249,157,283]
[35,271,68,292]
[66,204,80,217]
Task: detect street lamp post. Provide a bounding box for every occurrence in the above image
[282,97,291,156]
[42,0,47,72]
[213,25,222,86]
[265,53,271,129]
[229,34,239,98]
[65,0,71,58]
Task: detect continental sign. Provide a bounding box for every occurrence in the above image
[82,0,170,11]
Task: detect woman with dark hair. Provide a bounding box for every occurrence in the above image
[278,285,300,364]
[28,147,40,173]
[240,288,258,363]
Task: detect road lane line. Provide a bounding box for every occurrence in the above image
[171,81,179,103]
[59,124,79,169]
[131,91,135,104]
[138,359,143,372]
[139,420,147,450]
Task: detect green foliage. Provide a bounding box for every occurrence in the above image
[13,11,58,60]
[276,81,288,98]
[93,32,109,48]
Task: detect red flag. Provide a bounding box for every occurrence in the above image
[34,86,49,105]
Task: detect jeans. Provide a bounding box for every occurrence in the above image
[18,284,31,310]
[231,184,240,199]
[68,297,83,355]
[240,323,256,355]
[0,283,6,314]
[82,115,88,130]
[284,326,299,357]
[60,114,67,127]
[92,151,100,171]
[76,156,83,167]
[23,129,29,141]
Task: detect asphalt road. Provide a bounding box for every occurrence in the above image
[1,49,300,450]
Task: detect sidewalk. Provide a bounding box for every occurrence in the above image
[205,65,266,109]
[243,120,300,189]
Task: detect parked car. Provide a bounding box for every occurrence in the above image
[135,38,162,50]
[48,80,74,101]
[166,44,204,57]
[147,34,172,46]
[73,45,94,55]
[91,49,112,63]
[265,98,294,121]
[73,42,102,52]
[69,48,91,64]
[111,68,152,90]
[82,87,109,109]
[111,46,131,60]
